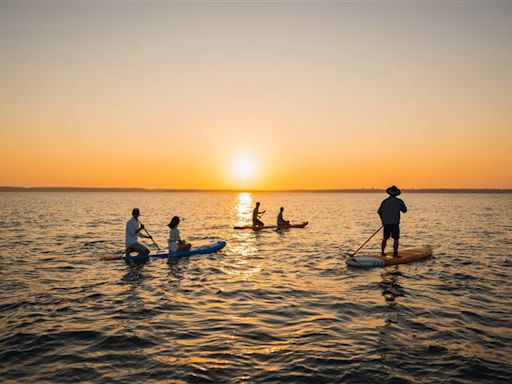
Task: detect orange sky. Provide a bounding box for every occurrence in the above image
[1,3,511,189]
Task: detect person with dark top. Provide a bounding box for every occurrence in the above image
[252,202,266,227]
[277,207,290,229]
[125,208,152,256]
[377,186,407,257]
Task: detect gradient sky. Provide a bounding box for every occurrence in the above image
[1,2,511,189]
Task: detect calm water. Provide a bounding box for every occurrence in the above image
[1,192,511,383]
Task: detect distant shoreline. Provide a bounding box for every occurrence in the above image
[1,186,511,193]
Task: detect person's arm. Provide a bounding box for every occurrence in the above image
[377,203,383,218]
[136,223,151,239]
[177,229,186,244]
[401,200,407,213]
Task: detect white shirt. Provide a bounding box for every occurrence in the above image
[168,228,180,252]
[125,217,143,247]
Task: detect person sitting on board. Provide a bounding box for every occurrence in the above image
[377,185,407,257]
[252,202,266,227]
[277,207,291,229]
[125,208,152,256]
[167,216,191,253]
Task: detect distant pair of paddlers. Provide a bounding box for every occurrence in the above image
[252,201,290,228]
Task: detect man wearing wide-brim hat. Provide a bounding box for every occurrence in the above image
[377,186,407,257]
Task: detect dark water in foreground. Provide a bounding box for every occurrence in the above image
[1,192,511,383]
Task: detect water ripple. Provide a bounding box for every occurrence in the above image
[0,192,511,383]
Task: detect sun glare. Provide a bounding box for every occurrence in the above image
[232,157,257,181]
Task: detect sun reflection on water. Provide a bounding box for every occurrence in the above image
[235,192,253,227]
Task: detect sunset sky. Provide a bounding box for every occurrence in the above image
[0,2,511,190]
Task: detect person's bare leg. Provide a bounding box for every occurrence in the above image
[393,238,399,257]
[130,243,150,256]
[381,239,387,256]
[179,242,192,251]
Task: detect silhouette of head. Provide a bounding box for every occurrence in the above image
[386,186,401,196]
[132,208,140,217]
[167,216,180,228]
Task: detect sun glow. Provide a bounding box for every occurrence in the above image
[232,157,258,182]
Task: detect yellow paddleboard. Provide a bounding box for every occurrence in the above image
[346,246,433,267]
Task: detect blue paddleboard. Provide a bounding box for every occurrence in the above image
[124,241,226,262]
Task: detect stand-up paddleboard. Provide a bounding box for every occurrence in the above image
[234,221,308,230]
[123,241,226,262]
[346,246,433,267]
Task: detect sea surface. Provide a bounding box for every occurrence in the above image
[1,192,511,383]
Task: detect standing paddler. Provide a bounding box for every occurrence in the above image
[377,186,407,257]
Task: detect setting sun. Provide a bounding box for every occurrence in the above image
[231,157,258,183]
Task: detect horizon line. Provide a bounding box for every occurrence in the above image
[1,186,511,193]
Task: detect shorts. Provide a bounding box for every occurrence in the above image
[126,242,149,255]
[383,224,400,239]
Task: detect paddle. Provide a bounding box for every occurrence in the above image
[346,225,383,258]
[137,218,161,252]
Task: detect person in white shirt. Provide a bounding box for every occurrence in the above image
[125,208,151,256]
[167,216,191,253]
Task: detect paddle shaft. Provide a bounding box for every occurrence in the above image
[349,225,384,258]
[137,218,161,251]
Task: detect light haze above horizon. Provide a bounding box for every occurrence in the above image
[1,2,511,190]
